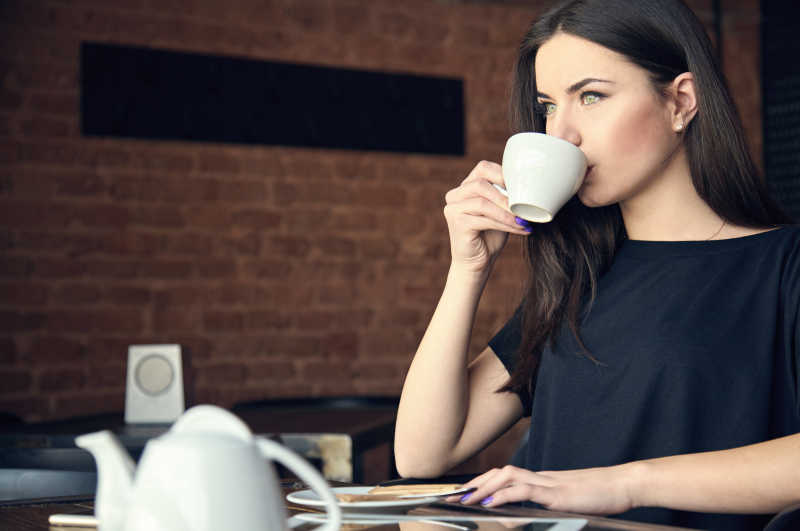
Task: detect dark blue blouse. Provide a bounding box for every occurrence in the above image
[489,226,800,531]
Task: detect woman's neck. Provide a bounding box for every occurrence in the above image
[619,149,728,241]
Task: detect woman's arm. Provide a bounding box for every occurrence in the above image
[454,432,800,515]
[394,161,529,478]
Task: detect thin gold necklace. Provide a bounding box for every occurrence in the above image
[706,220,726,240]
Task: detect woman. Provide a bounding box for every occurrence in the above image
[393,0,800,530]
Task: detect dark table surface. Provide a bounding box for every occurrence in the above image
[0,481,700,531]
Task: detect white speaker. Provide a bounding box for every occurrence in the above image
[124,344,185,424]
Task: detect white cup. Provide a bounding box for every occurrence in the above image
[495,132,587,223]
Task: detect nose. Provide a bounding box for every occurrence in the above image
[545,111,582,147]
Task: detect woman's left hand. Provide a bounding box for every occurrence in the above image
[447,463,641,515]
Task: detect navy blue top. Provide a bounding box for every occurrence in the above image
[489,226,800,531]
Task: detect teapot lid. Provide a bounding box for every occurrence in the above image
[169,405,252,442]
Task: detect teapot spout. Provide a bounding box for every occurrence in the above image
[76,430,135,531]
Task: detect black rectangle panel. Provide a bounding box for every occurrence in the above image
[81,42,464,155]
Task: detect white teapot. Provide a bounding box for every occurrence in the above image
[75,404,341,531]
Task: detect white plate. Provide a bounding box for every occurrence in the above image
[287,486,439,513]
[294,512,589,530]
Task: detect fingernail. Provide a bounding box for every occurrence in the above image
[480,496,494,506]
[460,493,472,503]
[515,216,532,229]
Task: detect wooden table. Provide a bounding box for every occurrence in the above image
[0,482,700,531]
[0,399,398,492]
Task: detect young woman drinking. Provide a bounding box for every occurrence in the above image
[394,1,799,529]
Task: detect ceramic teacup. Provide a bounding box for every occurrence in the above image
[495,132,587,223]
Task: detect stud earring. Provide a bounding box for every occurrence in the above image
[675,121,684,132]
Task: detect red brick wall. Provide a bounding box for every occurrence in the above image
[0,0,761,469]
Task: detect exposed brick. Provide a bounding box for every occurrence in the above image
[195,362,247,385]
[129,205,185,228]
[315,236,357,257]
[38,368,86,392]
[0,311,46,332]
[33,259,88,278]
[27,91,77,116]
[322,331,360,358]
[154,285,210,306]
[18,115,73,138]
[197,151,241,174]
[51,392,124,419]
[327,210,379,231]
[0,257,34,277]
[153,307,202,332]
[240,260,292,279]
[87,364,125,389]
[217,232,261,256]
[0,281,48,305]
[359,237,399,259]
[0,88,23,110]
[0,337,16,363]
[246,311,292,330]
[231,208,281,229]
[0,200,70,228]
[28,336,86,363]
[217,180,267,202]
[164,232,214,255]
[203,311,245,332]
[70,203,131,229]
[196,259,237,278]
[52,283,102,304]
[105,285,152,306]
[84,259,139,278]
[47,309,145,333]
[103,231,166,256]
[247,360,296,381]
[264,236,309,258]
[0,369,32,393]
[0,396,49,421]
[182,206,231,228]
[301,360,353,380]
[137,260,193,279]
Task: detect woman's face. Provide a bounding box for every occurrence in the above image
[534,32,683,208]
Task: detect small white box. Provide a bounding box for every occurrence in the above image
[125,344,185,424]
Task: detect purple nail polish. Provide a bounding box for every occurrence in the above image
[480,496,494,506]
[460,493,472,503]
[515,216,533,230]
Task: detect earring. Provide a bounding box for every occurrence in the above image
[675,121,684,132]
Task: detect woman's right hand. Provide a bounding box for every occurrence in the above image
[443,160,531,274]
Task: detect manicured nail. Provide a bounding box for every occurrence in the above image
[460,493,472,503]
[480,496,494,506]
[515,216,532,230]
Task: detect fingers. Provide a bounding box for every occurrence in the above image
[446,160,530,236]
[444,198,528,235]
[450,465,555,507]
[461,160,504,188]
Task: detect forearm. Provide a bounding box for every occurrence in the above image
[394,264,490,477]
[632,433,800,514]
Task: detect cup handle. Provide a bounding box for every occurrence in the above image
[492,183,508,197]
[256,438,342,531]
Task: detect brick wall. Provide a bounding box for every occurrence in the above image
[0,0,761,470]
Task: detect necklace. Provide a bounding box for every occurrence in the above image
[706,220,726,240]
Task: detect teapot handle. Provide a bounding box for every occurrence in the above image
[256,438,342,531]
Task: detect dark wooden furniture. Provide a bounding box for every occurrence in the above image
[0,482,706,531]
[0,396,398,502]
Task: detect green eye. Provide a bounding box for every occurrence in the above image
[581,92,601,105]
[544,102,557,115]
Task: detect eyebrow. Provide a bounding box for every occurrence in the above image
[537,77,614,100]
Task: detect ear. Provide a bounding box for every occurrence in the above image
[668,72,698,133]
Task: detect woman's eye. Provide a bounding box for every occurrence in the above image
[537,102,556,115]
[581,92,602,105]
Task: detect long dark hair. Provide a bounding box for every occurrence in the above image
[500,0,792,403]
